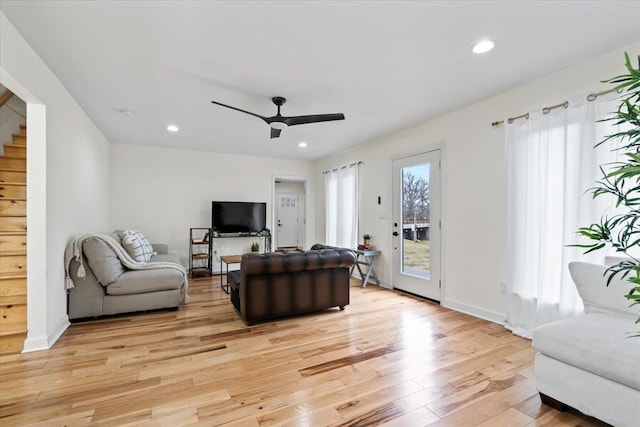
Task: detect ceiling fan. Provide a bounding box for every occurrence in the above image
[210,96,345,138]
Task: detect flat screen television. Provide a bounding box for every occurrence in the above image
[212,201,267,234]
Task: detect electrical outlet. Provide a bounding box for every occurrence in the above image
[500,281,506,295]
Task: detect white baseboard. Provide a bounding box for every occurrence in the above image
[441,298,506,325]
[22,315,70,353]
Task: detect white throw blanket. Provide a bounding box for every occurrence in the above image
[64,233,189,304]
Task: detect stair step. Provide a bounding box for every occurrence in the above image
[0,273,27,298]
[0,253,26,274]
[0,294,27,306]
[11,134,26,146]
[0,200,26,216]
[0,250,27,256]
[0,170,26,184]
[0,157,26,169]
[0,183,26,200]
[0,272,27,279]
[0,232,27,252]
[0,301,27,334]
[0,332,26,355]
[3,145,26,158]
[19,124,26,136]
[0,217,27,232]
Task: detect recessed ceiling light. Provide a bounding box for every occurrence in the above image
[118,109,134,116]
[167,124,179,132]
[298,142,307,148]
[472,39,495,54]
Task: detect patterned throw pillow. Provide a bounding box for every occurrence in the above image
[121,230,155,262]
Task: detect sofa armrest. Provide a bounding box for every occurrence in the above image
[151,243,168,254]
[68,256,106,319]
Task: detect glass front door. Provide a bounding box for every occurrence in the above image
[392,150,441,300]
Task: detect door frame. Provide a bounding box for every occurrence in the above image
[390,147,445,301]
[272,175,309,250]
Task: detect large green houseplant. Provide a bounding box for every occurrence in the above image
[576,53,640,331]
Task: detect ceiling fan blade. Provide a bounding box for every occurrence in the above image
[270,127,282,138]
[281,113,345,127]
[211,100,268,123]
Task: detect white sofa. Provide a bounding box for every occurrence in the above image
[532,261,640,427]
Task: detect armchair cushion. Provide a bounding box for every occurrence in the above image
[83,237,125,286]
[105,269,184,295]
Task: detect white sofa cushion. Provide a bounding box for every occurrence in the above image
[106,269,183,295]
[533,313,640,390]
[568,261,637,319]
[82,237,126,286]
[121,230,155,262]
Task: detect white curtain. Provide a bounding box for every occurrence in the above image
[325,164,359,249]
[506,94,621,338]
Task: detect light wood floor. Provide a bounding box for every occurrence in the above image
[0,277,607,426]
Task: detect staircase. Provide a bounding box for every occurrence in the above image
[0,124,27,355]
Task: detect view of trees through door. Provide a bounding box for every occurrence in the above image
[402,165,430,278]
[392,150,440,300]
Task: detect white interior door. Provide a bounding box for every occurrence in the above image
[392,150,441,300]
[276,192,299,247]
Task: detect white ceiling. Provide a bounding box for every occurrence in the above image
[2,1,640,161]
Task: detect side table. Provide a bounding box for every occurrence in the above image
[351,249,381,287]
[220,254,243,294]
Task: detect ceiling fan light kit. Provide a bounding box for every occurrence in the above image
[210,96,345,139]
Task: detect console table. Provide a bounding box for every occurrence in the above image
[212,230,271,252]
[351,249,381,287]
[220,254,243,294]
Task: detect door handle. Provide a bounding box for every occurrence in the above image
[392,232,399,236]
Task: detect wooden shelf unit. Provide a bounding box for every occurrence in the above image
[189,228,212,277]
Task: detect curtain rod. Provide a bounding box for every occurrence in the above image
[322,161,363,175]
[490,87,622,127]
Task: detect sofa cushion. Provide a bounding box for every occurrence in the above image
[568,262,637,319]
[532,313,640,390]
[150,252,180,264]
[241,249,356,276]
[83,237,125,286]
[105,269,183,295]
[121,230,155,262]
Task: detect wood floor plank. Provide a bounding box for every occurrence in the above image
[0,278,606,426]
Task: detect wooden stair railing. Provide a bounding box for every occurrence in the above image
[0,89,14,109]
[0,124,27,355]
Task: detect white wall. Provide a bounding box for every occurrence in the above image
[316,42,640,323]
[1,12,111,350]
[109,143,315,272]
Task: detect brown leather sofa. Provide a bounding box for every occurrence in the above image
[228,246,356,325]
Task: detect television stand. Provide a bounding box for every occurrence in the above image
[212,230,272,252]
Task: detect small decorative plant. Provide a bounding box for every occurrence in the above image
[363,234,371,245]
[575,53,640,333]
[251,242,260,252]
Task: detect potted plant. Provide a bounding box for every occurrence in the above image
[576,53,639,332]
[363,234,371,246]
[251,242,260,252]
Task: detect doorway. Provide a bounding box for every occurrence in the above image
[392,150,441,300]
[276,192,299,247]
[273,177,307,250]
